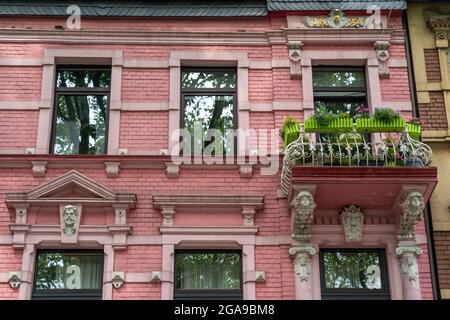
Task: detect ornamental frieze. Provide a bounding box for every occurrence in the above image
[305,9,370,29]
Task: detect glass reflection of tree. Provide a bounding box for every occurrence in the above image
[54,70,108,154]
[176,253,240,290]
[182,71,236,155]
[35,253,81,289]
[313,71,365,88]
[324,252,381,289]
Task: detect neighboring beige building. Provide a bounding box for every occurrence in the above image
[407,1,450,299]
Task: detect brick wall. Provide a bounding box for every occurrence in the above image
[418,92,448,131]
[424,49,442,83]
[434,231,450,291]
[0,110,38,149]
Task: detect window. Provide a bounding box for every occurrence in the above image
[313,67,367,118]
[174,250,242,300]
[181,68,237,155]
[51,66,111,154]
[319,249,390,300]
[32,250,103,300]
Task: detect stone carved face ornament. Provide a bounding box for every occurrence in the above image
[294,255,311,282]
[341,205,364,242]
[63,205,78,236]
[400,255,419,282]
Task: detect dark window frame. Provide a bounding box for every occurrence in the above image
[319,248,391,300]
[180,67,238,155]
[50,65,111,155]
[173,249,243,300]
[32,249,104,300]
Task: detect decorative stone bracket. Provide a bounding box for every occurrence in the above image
[31,161,47,177]
[341,205,364,242]
[290,190,316,241]
[239,164,253,178]
[165,162,180,178]
[398,191,425,241]
[105,161,121,178]
[424,7,450,48]
[288,41,303,79]
[374,40,390,79]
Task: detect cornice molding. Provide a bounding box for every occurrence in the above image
[0,27,398,46]
[153,194,264,210]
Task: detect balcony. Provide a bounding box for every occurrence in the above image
[281,127,434,196]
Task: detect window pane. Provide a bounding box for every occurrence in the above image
[35,252,103,290]
[313,70,365,88]
[57,70,110,88]
[182,71,236,89]
[183,95,235,154]
[315,100,364,118]
[53,95,108,155]
[323,251,383,289]
[176,252,241,290]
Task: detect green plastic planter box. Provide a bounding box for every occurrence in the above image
[356,118,406,133]
[407,123,421,139]
[304,118,353,133]
[283,123,300,147]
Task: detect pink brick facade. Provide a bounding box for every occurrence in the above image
[0,8,437,300]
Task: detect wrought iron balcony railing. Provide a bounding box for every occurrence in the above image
[281,127,433,196]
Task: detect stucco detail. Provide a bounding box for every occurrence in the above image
[341,205,364,242]
[290,191,316,241]
[398,191,425,240]
[374,40,390,78]
[288,41,303,79]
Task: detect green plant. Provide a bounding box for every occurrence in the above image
[373,107,401,123]
[280,115,299,138]
[311,103,338,126]
[281,115,300,147]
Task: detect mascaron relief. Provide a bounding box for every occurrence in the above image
[290,191,316,241]
[62,204,79,236]
[293,254,311,282]
[341,205,364,242]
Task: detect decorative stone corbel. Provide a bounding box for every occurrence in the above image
[340,205,364,242]
[398,191,425,241]
[31,161,47,177]
[105,161,121,178]
[239,164,253,178]
[161,206,175,226]
[290,190,316,241]
[242,206,256,226]
[288,41,303,79]
[151,271,162,283]
[374,41,390,78]
[165,162,180,178]
[118,148,128,155]
[111,272,125,289]
[59,203,82,244]
[109,205,131,250]
[8,271,21,289]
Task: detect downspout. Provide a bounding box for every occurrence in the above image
[404,10,441,300]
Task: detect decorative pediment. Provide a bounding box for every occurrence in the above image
[5,170,137,250]
[6,170,136,207]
